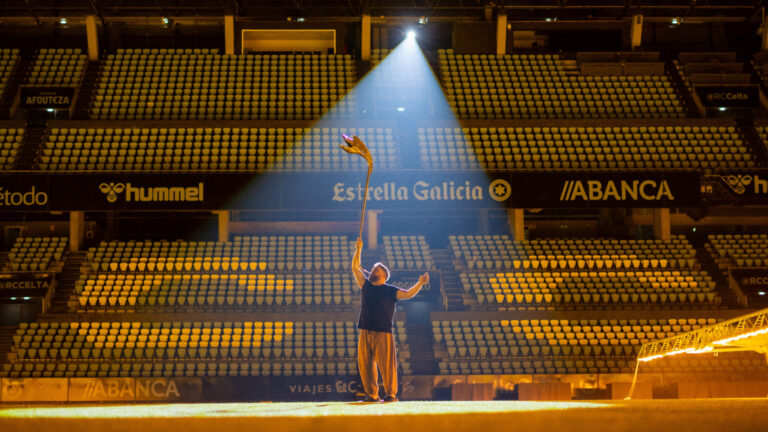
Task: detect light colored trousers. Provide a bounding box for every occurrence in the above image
[357,329,398,399]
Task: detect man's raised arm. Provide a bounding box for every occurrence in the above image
[396,272,429,300]
[351,237,366,289]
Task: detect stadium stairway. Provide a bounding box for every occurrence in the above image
[72,61,100,120]
[0,326,15,363]
[695,247,740,308]
[402,303,438,374]
[734,120,768,166]
[50,251,86,314]
[747,62,768,117]
[356,59,372,81]
[0,58,31,120]
[665,61,700,117]
[431,250,465,311]
[14,125,45,170]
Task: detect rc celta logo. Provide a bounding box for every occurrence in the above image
[98,182,204,203]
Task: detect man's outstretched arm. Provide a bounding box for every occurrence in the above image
[396,272,429,300]
[351,237,366,289]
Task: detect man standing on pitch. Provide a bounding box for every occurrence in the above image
[351,237,429,403]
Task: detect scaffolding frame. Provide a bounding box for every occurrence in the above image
[626,308,768,399]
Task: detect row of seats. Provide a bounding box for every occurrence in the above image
[3,121,760,172]
[0,49,19,103]
[420,125,752,172]
[7,237,67,272]
[434,318,714,374]
[383,235,434,269]
[39,127,400,171]
[0,127,22,170]
[3,320,409,378]
[756,127,768,169]
[370,49,391,67]
[27,48,86,86]
[461,270,719,308]
[92,52,356,120]
[69,272,356,312]
[638,352,767,374]
[449,235,697,270]
[438,50,685,119]
[708,234,768,268]
[3,360,357,378]
[86,236,354,272]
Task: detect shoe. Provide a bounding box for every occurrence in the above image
[359,396,382,403]
[383,396,399,403]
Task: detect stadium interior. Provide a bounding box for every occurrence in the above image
[1,0,768,407]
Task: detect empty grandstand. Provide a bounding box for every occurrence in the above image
[0,2,767,416]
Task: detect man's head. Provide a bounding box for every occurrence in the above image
[368,262,390,285]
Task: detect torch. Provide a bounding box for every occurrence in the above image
[339,134,373,240]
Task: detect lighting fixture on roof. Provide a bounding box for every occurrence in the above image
[406,30,416,40]
[670,17,680,26]
[162,17,169,25]
[9,297,16,301]
[297,17,306,22]
[718,107,727,111]
[23,297,29,301]
[418,16,428,25]
[759,291,766,296]
[59,17,67,25]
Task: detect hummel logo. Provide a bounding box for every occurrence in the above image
[721,174,752,195]
[99,182,125,203]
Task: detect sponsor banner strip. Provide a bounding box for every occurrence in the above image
[503,171,702,208]
[0,171,702,211]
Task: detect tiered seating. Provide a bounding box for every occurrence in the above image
[753,52,768,87]
[434,317,741,375]
[91,49,356,120]
[27,48,87,86]
[0,49,20,98]
[3,320,343,377]
[370,49,391,67]
[87,236,352,271]
[451,235,719,309]
[461,270,718,309]
[2,319,410,378]
[71,272,355,312]
[419,125,753,172]
[754,126,768,156]
[450,235,698,270]
[7,237,67,272]
[0,127,23,169]
[383,235,434,270]
[72,236,355,312]
[708,234,768,268]
[393,321,412,375]
[438,50,684,119]
[38,126,400,171]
